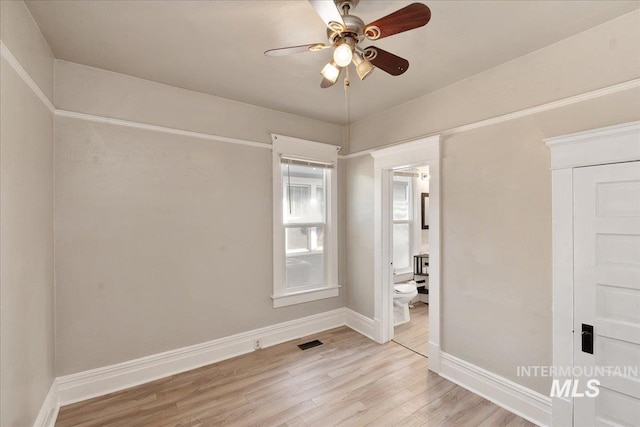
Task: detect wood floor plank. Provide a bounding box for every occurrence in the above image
[477,407,518,426]
[505,416,539,427]
[440,398,500,426]
[338,389,415,426]
[55,327,537,427]
[247,399,317,427]
[420,387,485,426]
[393,301,429,357]
[365,375,459,427]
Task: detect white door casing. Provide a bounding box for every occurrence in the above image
[573,161,640,427]
[371,135,441,371]
[547,121,640,426]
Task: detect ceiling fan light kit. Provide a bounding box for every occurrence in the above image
[265,0,431,88]
[321,60,341,83]
[333,41,354,67]
[352,51,374,80]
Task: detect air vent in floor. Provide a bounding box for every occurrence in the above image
[298,339,323,350]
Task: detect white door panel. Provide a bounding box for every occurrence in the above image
[574,161,640,427]
[596,388,640,427]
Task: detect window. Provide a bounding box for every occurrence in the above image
[283,164,325,288]
[393,175,413,273]
[272,134,340,307]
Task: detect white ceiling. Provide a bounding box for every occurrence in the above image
[26,0,639,124]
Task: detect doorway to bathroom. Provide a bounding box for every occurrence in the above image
[370,135,442,372]
[390,167,430,357]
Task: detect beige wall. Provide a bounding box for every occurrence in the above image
[440,118,552,393]
[54,62,346,375]
[344,11,640,395]
[0,1,55,425]
[345,155,375,318]
[0,0,53,101]
[55,60,347,150]
[349,10,640,153]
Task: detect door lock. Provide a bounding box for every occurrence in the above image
[582,324,594,354]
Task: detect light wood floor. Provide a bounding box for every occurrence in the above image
[55,327,537,427]
[393,301,429,357]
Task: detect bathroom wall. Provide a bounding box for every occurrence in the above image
[418,175,429,254]
[54,61,346,375]
[345,10,640,395]
[0,1,55,425]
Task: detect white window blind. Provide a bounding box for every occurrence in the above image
[281,161,327,289]
[393,175,413,272]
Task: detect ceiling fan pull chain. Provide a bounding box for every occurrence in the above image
[344,65,351,147]
[344,63,351,89]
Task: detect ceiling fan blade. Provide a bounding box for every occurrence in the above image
[364,3,431,40]
[265,43,330,56]
[364,47,409,76]
[309,0,345,32]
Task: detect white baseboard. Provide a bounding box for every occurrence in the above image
[57,308,345,406]
[439,351,551,427]
[372,318,384,343]
[345,308,376,341]
[32,380,59,427]
[428,342,441,373]
[38,313,553,427]
[552,396,572,427]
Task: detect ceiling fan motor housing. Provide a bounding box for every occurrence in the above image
[327,14,365,45]
[265,0,432,86]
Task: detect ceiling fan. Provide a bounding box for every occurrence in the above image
[264,0,431,88]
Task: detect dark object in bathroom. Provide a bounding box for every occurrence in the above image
[413,253,429,276]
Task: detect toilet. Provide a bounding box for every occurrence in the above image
[393,282,418,326]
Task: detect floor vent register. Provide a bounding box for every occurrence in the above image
[297,339,323,350]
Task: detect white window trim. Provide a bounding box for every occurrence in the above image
[272,134,341,308]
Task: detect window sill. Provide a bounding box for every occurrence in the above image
[272,285,341,308]
[286,250,324,256]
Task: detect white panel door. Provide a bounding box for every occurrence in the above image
[574,161,640,427]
